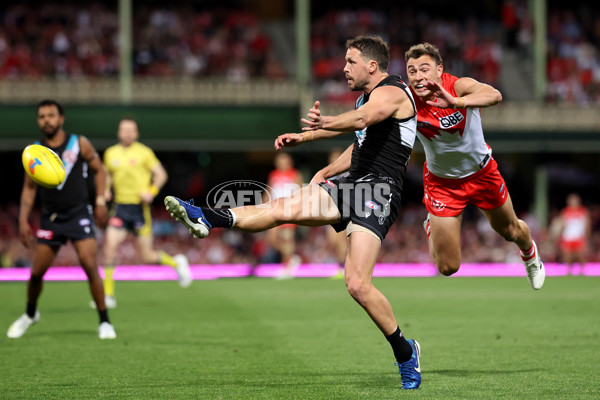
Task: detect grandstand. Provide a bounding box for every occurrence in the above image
[1,0,599,269]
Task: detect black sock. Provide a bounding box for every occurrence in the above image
[386,326,413,363]
[98,309,110,324]
[26,302,36,319]
[202,208,234,228]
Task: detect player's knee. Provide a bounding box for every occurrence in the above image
[497,225,519,243]
[436,261,460,276]
[345,277,370,305]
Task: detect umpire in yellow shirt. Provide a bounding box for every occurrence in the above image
[100,118,191,308]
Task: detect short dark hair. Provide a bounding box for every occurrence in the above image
[37,99,64,116]
[345,35,390,71]
[405,42,443,65]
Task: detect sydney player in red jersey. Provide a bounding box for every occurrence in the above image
[266,152,303,279]
[556,193,591,273]
[405,42,545,289]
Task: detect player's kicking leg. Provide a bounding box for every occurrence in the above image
[165,185,339,236]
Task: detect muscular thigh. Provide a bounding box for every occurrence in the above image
[429,213,462,253]
[344,230,381,282]
[274,184,341,226]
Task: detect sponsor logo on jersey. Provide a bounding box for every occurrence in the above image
[62,149,77,165]
[438,110,464,129]
[36,229,54,240]
[355,128,367,147]
[365,200,379,210]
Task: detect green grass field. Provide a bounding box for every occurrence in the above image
[1,276,599,399]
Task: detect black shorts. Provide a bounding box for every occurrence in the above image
[37,204,96,246]
[108,203,148,234]
[319,174,401,241]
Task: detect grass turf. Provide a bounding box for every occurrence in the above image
[1,276,599,399]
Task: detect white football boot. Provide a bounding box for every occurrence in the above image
[523,240,545,290]
[98,322,117,339]
[7,311,40,339]
[174,254,192,288]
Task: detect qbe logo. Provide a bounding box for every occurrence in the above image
[439,110,464,129]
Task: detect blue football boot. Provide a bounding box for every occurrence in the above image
[395,339,421,389]
[164,196,212,238]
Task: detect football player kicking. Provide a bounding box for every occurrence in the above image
[405,43,545,288]
[164,36,422,389]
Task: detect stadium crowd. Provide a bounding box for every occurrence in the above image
[1,2,599,103]
[0,3,282,80]
[2,201,600,268]
[311,8,502,104]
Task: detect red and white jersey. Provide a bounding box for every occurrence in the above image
[268,168,301,199]
[560,206,588,242]
[412,73,491,179]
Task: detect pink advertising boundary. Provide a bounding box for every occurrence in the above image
[0,263,598,281]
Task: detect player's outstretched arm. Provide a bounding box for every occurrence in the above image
[425,77,502,109]
[310,144,353,184]
[302,88,407,132]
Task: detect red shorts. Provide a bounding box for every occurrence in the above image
[561,239,586,253]
[423,158,508,217]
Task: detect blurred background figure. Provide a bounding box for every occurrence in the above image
[553,193,591,274]
[100,118,191,308]
[265,152,303,279]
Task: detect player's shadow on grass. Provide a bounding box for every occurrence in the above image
[426,368,544,376]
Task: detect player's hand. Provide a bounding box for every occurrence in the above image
[274,133,305,150]
[309,170,327,185]
[104,190,113,202]
[140,192,155,204]
[18,221,34,248]
[94,205,108,229]
[301,101,322,131]
[423,80,459,108]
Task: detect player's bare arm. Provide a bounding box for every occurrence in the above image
[425,77,502,109]
[104,170,113,202]
[310,144,353,185]
[141,163,168,204]
[454,77,502,108]
[80,136,108,227]
[302,86,411,132]
[18,173,37,247]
